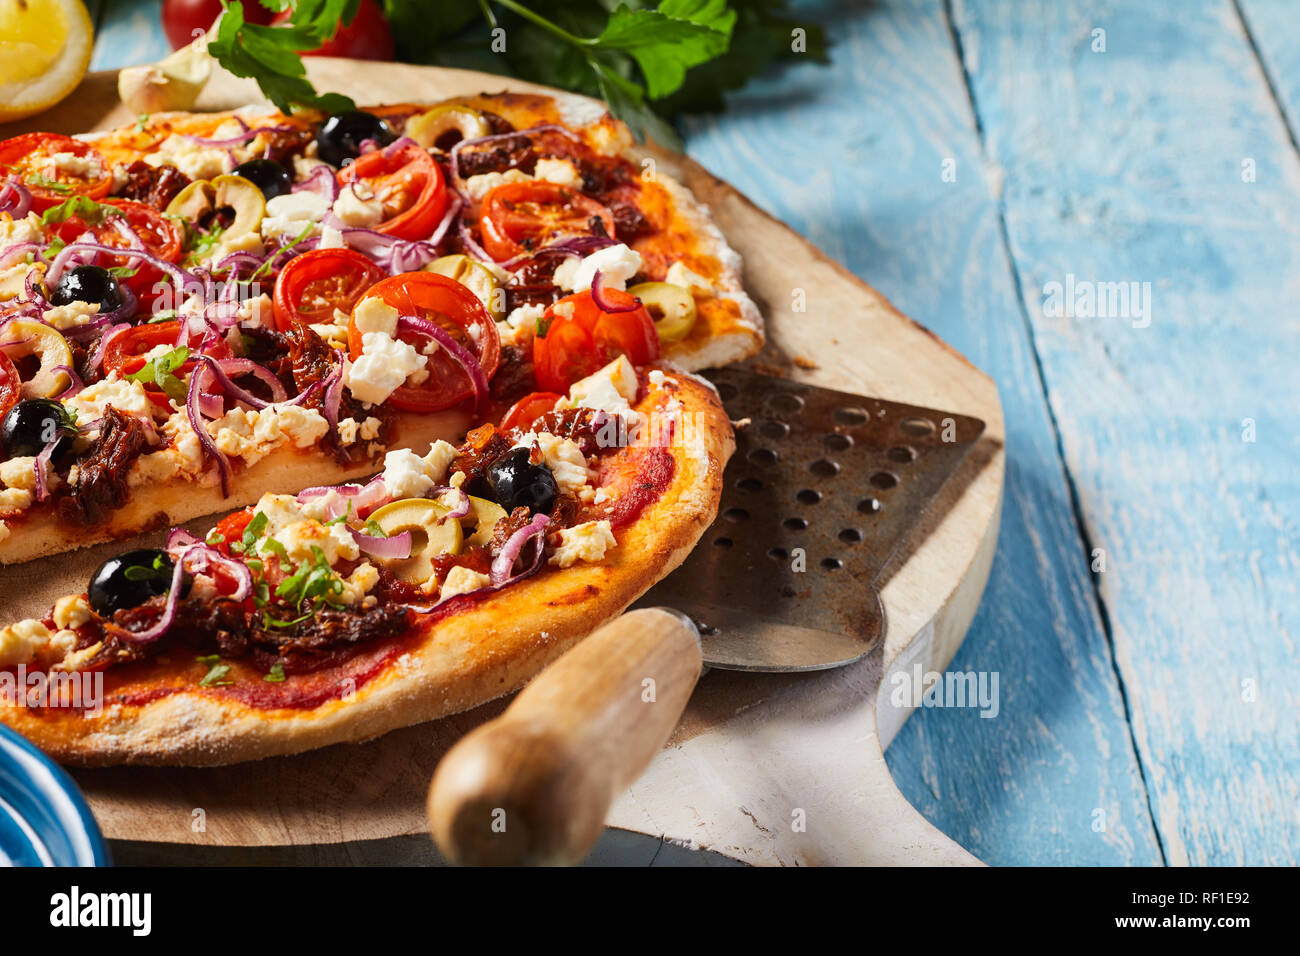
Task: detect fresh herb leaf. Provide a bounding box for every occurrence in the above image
[41,196,123,227]
[198,659,234,686]
[242,511,270,553]
[25,173,73,194]
[264,662,287,682]
[363,518,387,537]
[126,346,191,403]
[184,224,225,266]
[209,0,358,114]
[593,2,735,99]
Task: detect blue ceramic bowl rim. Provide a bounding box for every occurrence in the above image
[0,723,109,867]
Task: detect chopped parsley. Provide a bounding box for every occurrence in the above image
[363,518,387,538]
[25,172,72,194]
[196,655,234,687]
[263,662,286,683]
[122,553,171,583]
[184,225,226,266]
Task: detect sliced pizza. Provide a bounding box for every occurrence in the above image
[0,92,761,565]
[0,359,732,766]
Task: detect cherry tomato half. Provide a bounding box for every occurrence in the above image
[499,390,562,432]
[0,350,21,421]
[532,290,659,393]
[337,142,447,241]
[272,248,386,331]
[347,272,500,413]
[0,133,112,212]
[56,200,183,305]
[478,181,616,262]
[211,507,255,556]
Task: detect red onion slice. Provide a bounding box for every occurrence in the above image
[51,365,85,399]
[187,361,232,496]
[350,528,412,559]
[33,436,58,503]
[46,240,194,293]
[175,543,254,601]
[120,541,254,643]
[115,557,187,644]
[167,528,201,550]
[489,513,550,585]
[396,315,489,411]
[297,483,363,500]
[430,485,471,522]
[590,270,639,313]
[0,178,33,219]
[0,240,41,269]
[382,136,418,160]
[292,163,340,202]
[323,352,346,433]
[183,124,297,147]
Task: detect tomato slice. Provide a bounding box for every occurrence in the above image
[0,349,21,420]
[532,290,659,393]
[336,143,447,241]
[55,199,182,304]
[499,390,562,431]
[347,272,500,412]
[479,182,616,262]
[101,321,231,379]
[0,133,112,212]
[212,508,255,556]
[273,248,386,331]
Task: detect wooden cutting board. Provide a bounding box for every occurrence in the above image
[0,60,1004,865]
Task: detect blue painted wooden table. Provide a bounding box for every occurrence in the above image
[85,0,1298,866]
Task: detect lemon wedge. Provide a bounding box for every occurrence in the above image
[0,0,93,123]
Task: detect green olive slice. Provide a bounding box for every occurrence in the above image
[367,497,464,585]
[424,254,505,321]
[165,175,266,249]
[406,104,492,151]
[463,495,507,548]
[0,319,73,400]
[628,281,697,344]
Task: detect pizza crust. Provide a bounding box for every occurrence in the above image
[0,407,470,566]
[1,370,733,766]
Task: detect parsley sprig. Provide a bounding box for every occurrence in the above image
[207,1,825,144]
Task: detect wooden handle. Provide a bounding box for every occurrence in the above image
[427,608,701,866]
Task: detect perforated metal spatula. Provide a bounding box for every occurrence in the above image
[428,369,984,865]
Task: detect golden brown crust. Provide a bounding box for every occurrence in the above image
[1,369,732,766]
[0,408,470,565]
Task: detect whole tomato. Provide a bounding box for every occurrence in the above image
[162,0,274,50]
[273,0,394,60]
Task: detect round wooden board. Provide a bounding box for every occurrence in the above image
[0,61,1004,863]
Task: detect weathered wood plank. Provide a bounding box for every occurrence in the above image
[683,0,1162,865]
[951,0,1300,865]
[1238,0,1300,145]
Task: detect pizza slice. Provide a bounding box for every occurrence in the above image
[0,92,761,565]
[0,358,732,766]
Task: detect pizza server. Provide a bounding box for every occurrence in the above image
[427,367,984,865]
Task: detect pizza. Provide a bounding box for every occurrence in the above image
[0,356,733,765]
[0,92,762,566]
